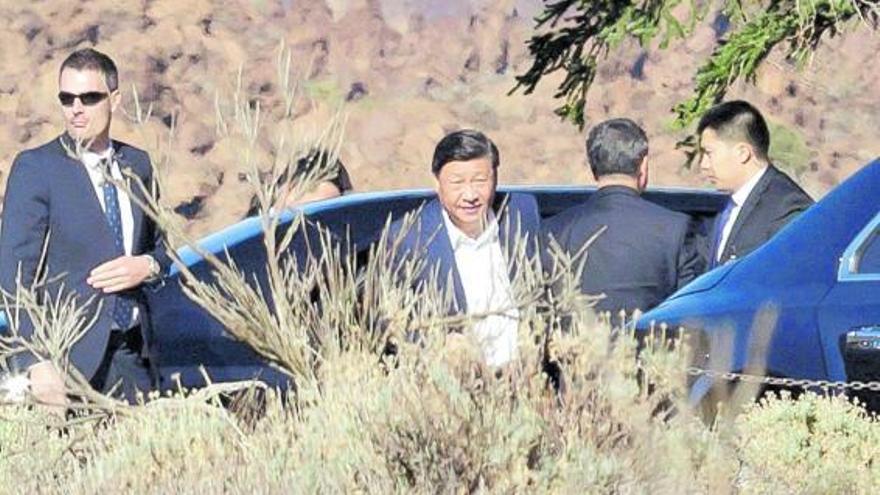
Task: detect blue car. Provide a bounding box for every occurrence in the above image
[146,185,726,391]
[636,159,880,408]
[4,165,876,405]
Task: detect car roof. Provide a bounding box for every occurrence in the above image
[170,185,726,275]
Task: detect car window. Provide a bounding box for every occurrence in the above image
[840,211,880,281]
[858,229,880,274]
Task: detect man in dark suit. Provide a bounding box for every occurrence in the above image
[543,118,702,317]
[697,100,813,267]
[0,49,170,405]
[387,130,541,366]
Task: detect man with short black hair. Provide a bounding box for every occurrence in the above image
[0,48,170,405]
[543,118,702,316]
[388,129,541,366]
[697,100,813,267]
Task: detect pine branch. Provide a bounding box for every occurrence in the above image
[514,0,878,130]
[512,0,700,128]
[672,0,876,128]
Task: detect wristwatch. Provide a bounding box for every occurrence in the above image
[145,254,162,281]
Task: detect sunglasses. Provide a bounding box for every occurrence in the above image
[58,91,109,107]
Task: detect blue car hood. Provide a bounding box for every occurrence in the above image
[666,259,739,301]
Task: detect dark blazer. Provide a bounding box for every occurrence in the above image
[387,192,542,313]
[714,165,813,264]
[0,135,170,380]
[542,186,703,315]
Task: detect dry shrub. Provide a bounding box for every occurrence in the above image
[64,404,245,493]
[0,406,75,491]
[737,392,880,493]
[0,302,741,493]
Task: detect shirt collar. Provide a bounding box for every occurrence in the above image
[441,209,499,250]
[731,165,768,207]
[81,146,114,171]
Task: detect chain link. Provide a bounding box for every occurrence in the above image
[685,366,880,392]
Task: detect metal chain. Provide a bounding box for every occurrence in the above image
[685,366,880,392]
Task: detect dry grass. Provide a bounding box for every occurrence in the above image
[3,288,877,493]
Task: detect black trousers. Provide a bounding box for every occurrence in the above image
[88,326,154,403]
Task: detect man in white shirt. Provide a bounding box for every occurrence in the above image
[388,130,541,367]
[698,100,813,267]
[0,48,169,406]
[442,209,519,366]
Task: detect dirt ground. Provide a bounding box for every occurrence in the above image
[1,0,877,237]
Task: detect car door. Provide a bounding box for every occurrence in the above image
[816,211,880,406]
[149,191,432,391]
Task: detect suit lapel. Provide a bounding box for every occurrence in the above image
[722,166,775,261]
[422,193,535,313]
[55,136,117,245]
[114,143,145,252]
[494,193,520,281]
[421,199,467,312]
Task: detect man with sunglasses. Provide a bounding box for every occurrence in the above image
[0,48,171,407]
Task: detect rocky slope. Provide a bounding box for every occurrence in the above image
[0,0,877,236]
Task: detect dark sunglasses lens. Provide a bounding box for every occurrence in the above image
[57,92,108,106]
[80,92,108,105]
[58,92,76,106]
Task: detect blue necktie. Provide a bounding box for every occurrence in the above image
[102,168,134,329]
[711,199,735,268]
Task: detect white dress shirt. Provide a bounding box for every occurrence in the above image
[81,147,138,328]
[81,148,136,255]
[442,210,519,367]
[717,166,768,262]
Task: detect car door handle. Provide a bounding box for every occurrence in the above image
[845,326,880,351]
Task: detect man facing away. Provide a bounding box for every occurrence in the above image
[542,118,703,317]
[698,100,814,267]
[387,130,541,366]
[0,48,170,405]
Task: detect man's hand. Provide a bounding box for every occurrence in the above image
[28,361,68,415]
[87,255,153,293]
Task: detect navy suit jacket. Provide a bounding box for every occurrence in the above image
[713,165,814,264]
[0,135,170,380]
[387,192,541,313]
[542,186,703,315]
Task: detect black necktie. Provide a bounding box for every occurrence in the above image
[101,163,134,329]
[711,199,735,268]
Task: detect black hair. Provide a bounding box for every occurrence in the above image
[697,100,770,159]
[431,129,499,175]
[245,150,352,217]
[585,118,649,178]
[60,48,119,91]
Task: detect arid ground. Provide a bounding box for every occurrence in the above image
[1,0,877,236]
